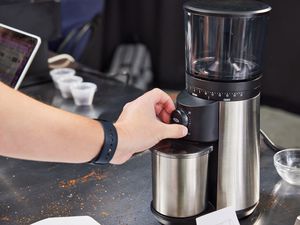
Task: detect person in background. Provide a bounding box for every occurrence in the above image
[0,82,187,164]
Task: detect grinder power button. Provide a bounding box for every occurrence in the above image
[171,109,189,127]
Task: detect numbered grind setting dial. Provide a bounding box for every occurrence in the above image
[171,109,189,127]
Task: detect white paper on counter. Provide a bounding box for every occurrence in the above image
[196,206,240,225]
[31,216,101,225]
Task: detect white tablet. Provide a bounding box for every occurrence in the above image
[0,23,41,89]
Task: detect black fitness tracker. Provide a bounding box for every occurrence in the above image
[92,120,118,164]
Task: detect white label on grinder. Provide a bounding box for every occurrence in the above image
[196,207,240,225]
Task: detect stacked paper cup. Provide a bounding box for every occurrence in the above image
[50,68,97,106]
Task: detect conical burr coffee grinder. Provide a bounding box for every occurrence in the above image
[151,0,271,224]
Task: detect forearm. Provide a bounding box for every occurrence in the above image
[0,82,103,163]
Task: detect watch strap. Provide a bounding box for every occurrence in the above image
[92,120,118,164]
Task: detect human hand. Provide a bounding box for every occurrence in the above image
[111,88,188,164]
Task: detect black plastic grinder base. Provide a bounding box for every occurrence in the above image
[150,201,215,225]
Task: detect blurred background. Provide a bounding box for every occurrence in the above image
[0,0,299,115]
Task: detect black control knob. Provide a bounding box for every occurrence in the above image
[171,109,189,127]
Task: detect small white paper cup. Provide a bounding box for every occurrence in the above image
[70,82,97,106]
[57,76,83,98]
[50,68,76,89]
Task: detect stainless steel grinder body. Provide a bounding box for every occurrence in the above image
[217,95,260,217]
[169,94,260,217]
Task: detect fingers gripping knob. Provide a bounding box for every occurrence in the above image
[171,109,189,127]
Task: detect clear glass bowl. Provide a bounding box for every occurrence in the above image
[274,149,300,186]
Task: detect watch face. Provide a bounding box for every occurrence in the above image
[0,24,40,88]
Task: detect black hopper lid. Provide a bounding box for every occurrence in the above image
[184,0,271,16]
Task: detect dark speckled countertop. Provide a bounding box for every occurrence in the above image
[0,75,299,225]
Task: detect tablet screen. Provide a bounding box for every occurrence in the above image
[0,26,40,88]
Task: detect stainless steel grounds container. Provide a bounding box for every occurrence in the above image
[151,140,213,218]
